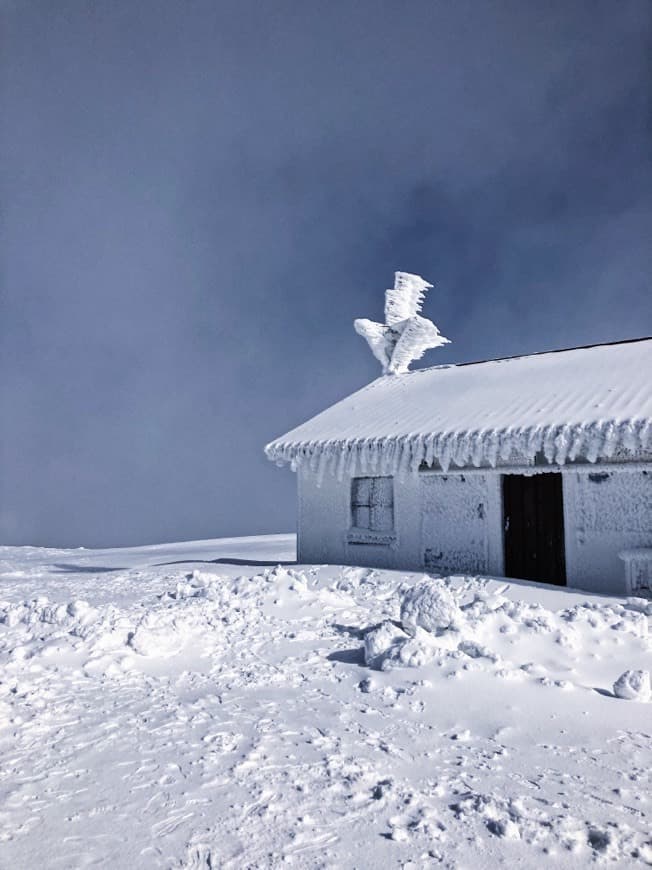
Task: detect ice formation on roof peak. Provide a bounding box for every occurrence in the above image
[354,271,450,374]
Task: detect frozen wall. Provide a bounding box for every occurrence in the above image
[297,465,651,594]
[297,469,503,575]
[297,467,423,570]
[563,469,652,594]
[420,474,504,576]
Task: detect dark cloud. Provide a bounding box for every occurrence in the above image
[2,0,651,546]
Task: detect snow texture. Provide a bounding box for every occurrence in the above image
[266,338,652,479]
[1,535,652,867]
[363,620,408,668]
[613,669,651,702]
[353,271,449,375]
[400,577,461,635]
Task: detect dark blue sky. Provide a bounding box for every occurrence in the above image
[2,0,651,547]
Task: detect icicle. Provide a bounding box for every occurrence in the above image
[366,439,376,473]
[482,430,497,468]
[525,426,542,462]
[396,440,411,480]
[344,442,357,477]
[410,434,426,471]
[567,424,585,462]
[554,427,570,465]
[378,440,391,475]
[640,419,652,452]
[316,447,329,487]
[369,438,381,473]
[391,440,403,477]
[498,430,513,463]
[601,421,618,458]
[368,438,378,471]
[308,443,320,474]
[585,423,603,463]
[470,432,483,467]
[358,440,368,475]
[450,431,466,467]
[335,443,348,481]
[542,426,557,464]
[622,420,637,453]
[424,432,436,468]
[439,434,453,472]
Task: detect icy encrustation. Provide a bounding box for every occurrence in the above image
[354,271,450,375]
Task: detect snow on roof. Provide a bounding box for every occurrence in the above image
[266,338,652,479]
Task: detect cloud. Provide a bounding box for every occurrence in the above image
[2,0,650,545]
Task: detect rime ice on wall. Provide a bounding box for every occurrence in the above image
[565,470,652,594]
[422,475,489,575]
[575,471,651,535]
[295,461,647,593]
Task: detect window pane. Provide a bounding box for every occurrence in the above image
[352,477,371,507]
[372,477,394,507]
[353,506,371,529]
[371,505,394,531]
[351,477,394,532]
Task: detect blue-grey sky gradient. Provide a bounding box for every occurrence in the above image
[2,0,651,547]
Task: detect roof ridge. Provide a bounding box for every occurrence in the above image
[411,335,652,375]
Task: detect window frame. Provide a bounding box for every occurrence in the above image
[347,475,396,545]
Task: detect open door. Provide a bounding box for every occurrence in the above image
[503,473,566,585]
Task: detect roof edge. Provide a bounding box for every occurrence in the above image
[266,418,652,479]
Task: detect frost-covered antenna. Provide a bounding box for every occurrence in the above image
[354,271,450,375]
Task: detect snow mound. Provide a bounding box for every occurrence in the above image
[626,597,652,617]
[400,578,461,635]
[613,669,651,702]
[0,596,99,635]
[356,574,651,683]
[128,613,188,657]
[364,620,440,670]
[363,620,408,669]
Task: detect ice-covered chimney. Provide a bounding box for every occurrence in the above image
[354,271,450,374]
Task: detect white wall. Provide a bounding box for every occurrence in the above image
[297,467,423,570]
[563,469,652,594]
[297,465,652,594]
[297,468,503,575]
[420,473,504,577]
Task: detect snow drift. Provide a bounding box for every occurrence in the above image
[1,537,651,868]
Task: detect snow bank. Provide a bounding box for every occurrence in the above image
[1,539,651,869]
[357,575,650,676]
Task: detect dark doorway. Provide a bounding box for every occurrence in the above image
[502,473,566,585]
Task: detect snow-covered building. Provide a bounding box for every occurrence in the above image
[266,274,652,595]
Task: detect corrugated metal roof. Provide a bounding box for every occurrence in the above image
[266,338,652,475]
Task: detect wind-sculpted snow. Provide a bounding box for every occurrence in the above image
[353,272,450,375]
[0,537,651,867]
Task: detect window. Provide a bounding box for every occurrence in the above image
[348,476,395,544]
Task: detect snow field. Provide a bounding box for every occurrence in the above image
[0,536,651,868]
